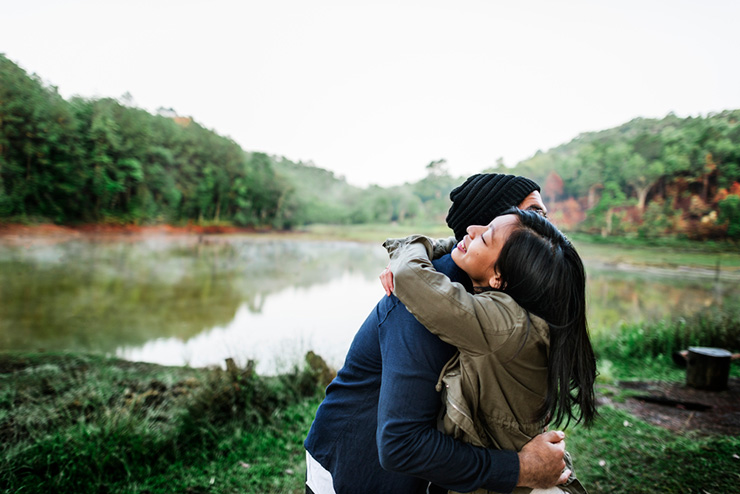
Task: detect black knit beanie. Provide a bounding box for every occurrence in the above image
[445,173,541,240]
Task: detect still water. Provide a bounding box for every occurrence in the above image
[2,235,738,374]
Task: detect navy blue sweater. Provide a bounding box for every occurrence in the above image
[304,254,519,494]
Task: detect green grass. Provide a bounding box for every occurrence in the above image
[566,231,739,254]
[566,232,740,277]
[593,306,740,379]
[2,304,739,494]
[574,241,740,274]
[121,397,321,494]
[0,352,323,494]
[571,306,740,493]
[565,406,740,494]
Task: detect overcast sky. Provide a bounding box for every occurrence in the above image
[3,0,739,187]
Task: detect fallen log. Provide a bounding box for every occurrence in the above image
[633,395,712,411]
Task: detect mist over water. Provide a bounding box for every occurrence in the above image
[2,236,737,374]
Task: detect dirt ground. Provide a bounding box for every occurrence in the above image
[602,377,740,437]
[0,222,262,237]
[0,222,273,247]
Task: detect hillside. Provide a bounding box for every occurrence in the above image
[484,112,740,239]
[1,53,738,239]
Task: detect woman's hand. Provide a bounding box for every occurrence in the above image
[379,265,394,296]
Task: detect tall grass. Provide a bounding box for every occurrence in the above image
[0,353,324,493]
[3,306,739,493]
[592,306,740,380]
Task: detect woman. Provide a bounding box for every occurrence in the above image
[381,208,596,494]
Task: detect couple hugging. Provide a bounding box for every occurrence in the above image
[305,173,597,494]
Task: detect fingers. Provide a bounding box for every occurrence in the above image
[557,469,572,485]
[379,266,394,296]
[516,431,567,489]
[543,430,565,444]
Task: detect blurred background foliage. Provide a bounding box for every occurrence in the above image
[1,54,739,240]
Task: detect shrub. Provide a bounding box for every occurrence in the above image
[593,305,740,362]
[0,353,324,493]
[718,194,740,239]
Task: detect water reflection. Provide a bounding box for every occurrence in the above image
[1,236,738,374]
[0,236,388,371]
[584,262,737,335]
[117,271,385,374]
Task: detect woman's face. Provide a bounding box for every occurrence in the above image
[451,214,518,287]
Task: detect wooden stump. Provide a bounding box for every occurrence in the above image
[686,347,732,391]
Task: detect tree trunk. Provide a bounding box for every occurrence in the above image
[686,347,731,390]
[601,208,614,238]
[636,186,649,212]
[588,185,599,209]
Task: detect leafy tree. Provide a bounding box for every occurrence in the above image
[585,181,630,236]
[0,54,83,221]
[623,154,665,213]
[412,161,457,221]
[425,158,449,177]
[3,52,740,239]
[718,194,740,239]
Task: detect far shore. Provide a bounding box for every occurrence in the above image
[0,222,272,238]
[0,222,306,247]
[2,221,739,278]
[0,221,449,245]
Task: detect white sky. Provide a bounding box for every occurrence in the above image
[3,0,739,187]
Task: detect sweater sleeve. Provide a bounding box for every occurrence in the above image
[383,236,522,357]
[375,260,520,493]
[432,236,457,259]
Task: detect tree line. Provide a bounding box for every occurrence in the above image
[0,54,458,229]
[1,54,739,239]
[493,112,740,239]
[0,54,297,227]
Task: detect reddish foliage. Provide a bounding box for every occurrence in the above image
[544,171,564,203]
[728,181,740,196]
[0,223,268,245]
[549,198,585,230]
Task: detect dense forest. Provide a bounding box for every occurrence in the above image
[0,55,293,228]
[1,54,739,239]
[490,111,740,240]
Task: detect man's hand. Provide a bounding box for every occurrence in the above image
[516,431,570,488]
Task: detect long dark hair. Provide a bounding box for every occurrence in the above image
[494,208,597,427]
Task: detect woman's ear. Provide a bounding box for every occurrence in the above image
[489,273,502,290]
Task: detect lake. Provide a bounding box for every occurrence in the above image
[2,234,738,374]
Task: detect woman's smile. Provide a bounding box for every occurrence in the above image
[451,214,518,287]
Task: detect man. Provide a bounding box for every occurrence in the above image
[305,175,565,494]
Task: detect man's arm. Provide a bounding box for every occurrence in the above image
[375,293,519,493]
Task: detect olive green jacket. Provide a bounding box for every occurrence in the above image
[384,235,586,494]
